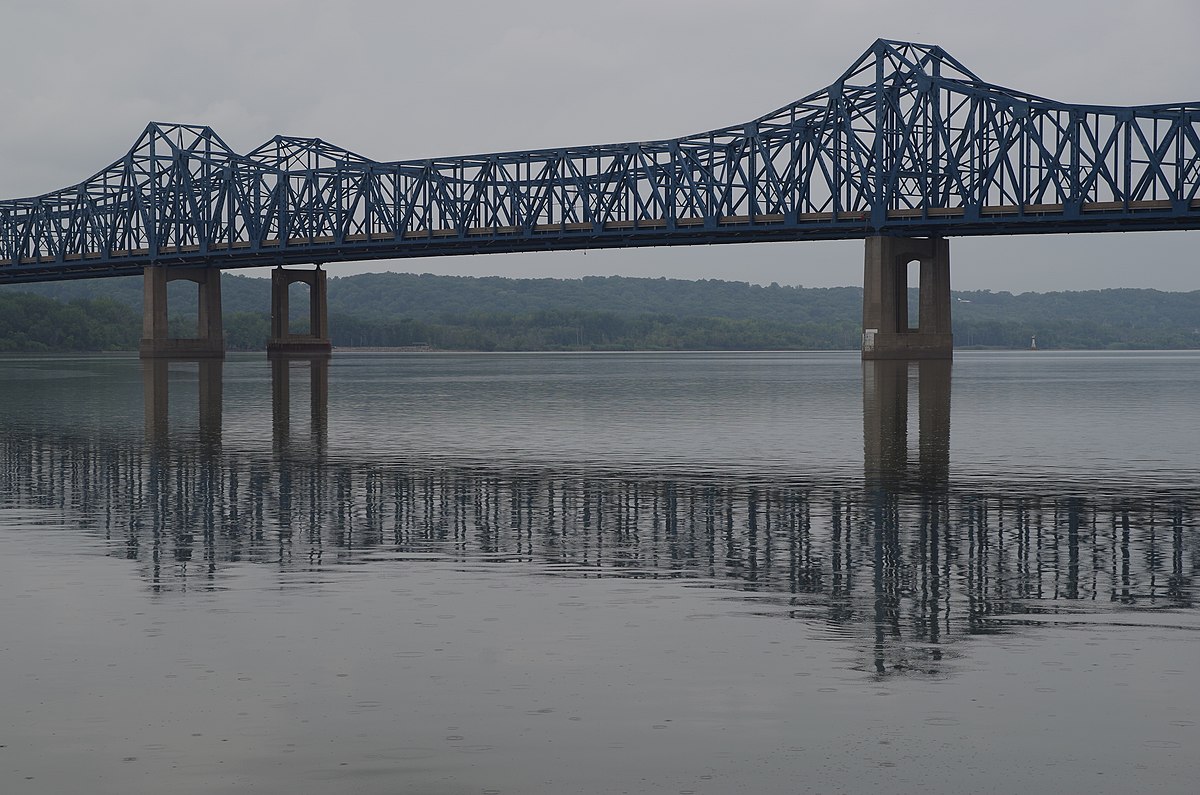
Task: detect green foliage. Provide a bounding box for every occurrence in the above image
[323,272,865,327]
[0,294,140,351]
[327,309,860,351]
[1,272,1197,352]
[949,288,1200,349]
[224,312,272,351]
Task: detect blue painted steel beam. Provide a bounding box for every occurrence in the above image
[1,39,1198,284]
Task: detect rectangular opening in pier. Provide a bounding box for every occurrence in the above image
[907,260,920,331]
[166,280,199,338]
[288,281,312,335]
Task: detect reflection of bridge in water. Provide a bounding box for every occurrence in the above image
[1,358,1194,676]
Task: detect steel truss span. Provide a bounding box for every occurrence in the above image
[2,39,1198,284]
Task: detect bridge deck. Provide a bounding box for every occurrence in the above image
[2,200,1197,282]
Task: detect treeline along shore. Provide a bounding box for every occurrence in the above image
[2,272,1198,352]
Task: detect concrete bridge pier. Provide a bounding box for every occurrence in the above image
[861,236,953,360]
[267,266,333,358]
[139,266,225,358]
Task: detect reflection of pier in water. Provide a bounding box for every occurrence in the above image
[142,357,327,452]
[142,358,224,444]
[3,359,1196,676]
[863,360,951,489]
[270,357,328,453]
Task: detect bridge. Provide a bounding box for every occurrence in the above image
[2,39,1197,358]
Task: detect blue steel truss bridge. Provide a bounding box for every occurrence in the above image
[1,40,1197,358]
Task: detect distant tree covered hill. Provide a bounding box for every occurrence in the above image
[2,271,1197,351]
[5,272,864,324]
[0,294,139,352]
[945,288,1200,348]
[326,272,864,325]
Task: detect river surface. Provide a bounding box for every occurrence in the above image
[0,350,1197,794]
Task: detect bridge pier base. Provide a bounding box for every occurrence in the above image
[267,266,333,358]
[861,236,953,360]
[139,266,225,358]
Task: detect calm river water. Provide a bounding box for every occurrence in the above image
[0,351,1197,794]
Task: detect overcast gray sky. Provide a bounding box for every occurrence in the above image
[2,0,1197,292]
